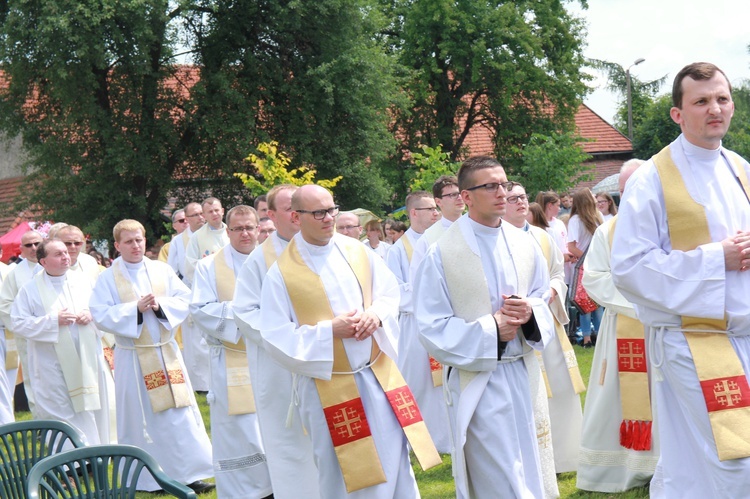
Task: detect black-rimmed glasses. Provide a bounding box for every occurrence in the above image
[465,181,515,194]
[227,226,257,233]
[297,206,340,220]
[507,194,528,205]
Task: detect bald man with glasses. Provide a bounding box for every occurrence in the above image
[0,230,44,416]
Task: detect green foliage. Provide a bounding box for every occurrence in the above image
[387,0,590,167]
[724,82,750,160]
[587,59,668,136]
[630,95,680,159]
[235,141,342,196]
[183,0,406,212]
[511,132,593,195]
[408,145,461,192]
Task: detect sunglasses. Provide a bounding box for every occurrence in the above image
[23,242,40,248]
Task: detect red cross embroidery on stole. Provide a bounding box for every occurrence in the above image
[617,339,647,373]
[168,369,185,385]
[144,370,168,390]
[385,386,423,427]
[324,398,372,446]
[429,356,442,372]
[700,375,750,412]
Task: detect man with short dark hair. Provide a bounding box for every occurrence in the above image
[168,202,204,281]
[612,62,750,496]
[416,156,553,498]
[192,206,272,498]
[257,217,276,244]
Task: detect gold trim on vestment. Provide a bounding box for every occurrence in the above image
[655,145,750,460]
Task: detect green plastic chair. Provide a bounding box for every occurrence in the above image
[26,444,197,499]
[0,420,85,499]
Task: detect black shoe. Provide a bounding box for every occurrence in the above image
[187,480,216,494]
[582,341,594,349]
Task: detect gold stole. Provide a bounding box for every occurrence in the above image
[181,229,191,249]
[213,247,256,415]
[531,226,585,397]
[655,145,750,460]
[278,238,440,493]
[35,272,100,412]
[195,224,227,259]
[404,232,443,387]
[606,217,653,450]
[261,236,278,269]
[112,259,192,413]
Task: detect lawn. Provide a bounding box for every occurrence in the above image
[15,344,650,498]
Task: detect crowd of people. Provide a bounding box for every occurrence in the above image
[0,61,748,498]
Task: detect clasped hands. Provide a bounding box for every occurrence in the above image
[493,294,532,342]
[723,231,750,271]
[332,310,381,341]
[137,293,161,313]
[57,308,93,326]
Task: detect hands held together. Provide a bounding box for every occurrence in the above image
[332,310,381,341]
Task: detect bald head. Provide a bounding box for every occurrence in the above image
[292,185,337,246]
[20,231,43,262]
[336,212,362,239]
[619,159,645,195]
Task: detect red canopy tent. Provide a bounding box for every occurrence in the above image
[0,221,32,263]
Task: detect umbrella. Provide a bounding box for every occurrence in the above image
[592,173,619,194]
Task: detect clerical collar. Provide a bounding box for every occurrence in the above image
[122,259,144,270]
[208,223,225,232]
[46,273,67,283]
[300,235,335,257]
[227,244,250,264]
[680,133,721,162]
[467,216,502,236]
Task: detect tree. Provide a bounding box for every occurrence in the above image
[235,141,341,195]
[724,82,750,160]
[0,0,192,241]
[511,132,593,196]
[630,95,680,159]
[587,58,667,136]
[386,0,590,174]
[181,0,407,212]
[407,145,461,192]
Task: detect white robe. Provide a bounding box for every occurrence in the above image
[0,262,14,424]
[363,239,390,260]
[11,271,110,445]
[167,228,193,281]
[184,224,227,391]
[191,245,273,499]
[233,232,321,499]
[611,134,750,498]
[578,217,659,492]
[415,215,554,499]
[260,233,418,499]
[386,227,451,453]
[90,257,213,491]
[527,223,583,475]
[0,259,42,415]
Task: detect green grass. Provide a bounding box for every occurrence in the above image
[15,345,649,498]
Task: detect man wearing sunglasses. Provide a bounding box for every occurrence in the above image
[0,230,44,417]
[158,209,188,264]
[415,156,553,498]
[168,202,204,282]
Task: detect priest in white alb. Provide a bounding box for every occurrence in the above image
[11,239,110,444]
[415,156,554,499]
[260,185,440,498]
[90,219,214,494]
[191,205,273,499]
[234,185,321,499]
[612,62,750,497]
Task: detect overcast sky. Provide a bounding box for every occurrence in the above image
[568,0,750,125]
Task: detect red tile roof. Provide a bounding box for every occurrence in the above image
[574,105,632,154]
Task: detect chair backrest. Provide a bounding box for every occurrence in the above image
[26,444,197,499]
[0,420,85,499]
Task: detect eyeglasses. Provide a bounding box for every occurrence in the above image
[596,200,608,205]
[507,194,528,205]
[465,181,515,193]
[413,207,439,212]
[337,225,361,231]
[174,219,187,224]
[296,206,340,220]
[186,212,204,218]
[439,192,461,200]
[227,225,257,233]
[63,241,85,247]
[23,242,40,248]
